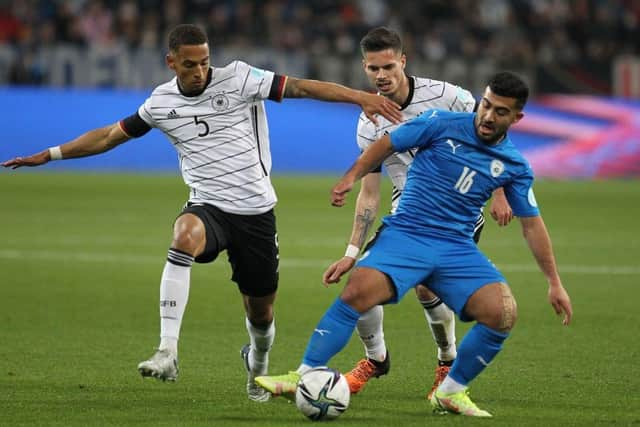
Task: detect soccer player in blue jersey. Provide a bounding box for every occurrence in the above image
[323,26,514,399]
[256,71,573,417]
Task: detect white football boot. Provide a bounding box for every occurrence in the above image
[137,349,179,381]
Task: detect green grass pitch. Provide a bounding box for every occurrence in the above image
[1,172,639,426]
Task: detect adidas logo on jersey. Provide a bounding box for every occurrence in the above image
[167,109,179,119]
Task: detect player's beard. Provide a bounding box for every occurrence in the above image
[475,118,506,145]
[477,131,506,145]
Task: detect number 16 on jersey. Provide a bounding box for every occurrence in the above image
[454,166,476,194]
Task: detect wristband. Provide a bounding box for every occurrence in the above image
[49,146,63,160]
[344,244,360,259]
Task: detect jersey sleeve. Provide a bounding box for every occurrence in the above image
[504,168,540,217]
[119,96,154,137]
[136,96,155,128]
[389,109,442,152]
[119,112,151,138]
[356,114,382,173]
[452,86,477,113]
[234,60,285,103]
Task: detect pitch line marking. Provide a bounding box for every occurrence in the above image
[0,249,639,275]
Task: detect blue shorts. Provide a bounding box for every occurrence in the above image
[356,226,506,321]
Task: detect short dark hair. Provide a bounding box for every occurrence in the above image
[488,71,529,110]
[168,24,208,53]
[360,27,402,56]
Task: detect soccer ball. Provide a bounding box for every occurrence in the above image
[295,367,350,421]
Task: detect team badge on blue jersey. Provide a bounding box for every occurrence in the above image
[490,159,504,177]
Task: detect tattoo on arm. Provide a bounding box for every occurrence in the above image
[355,208,375,248]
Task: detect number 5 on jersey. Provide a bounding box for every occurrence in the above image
[194,116,210,137]
[454,166,476,194]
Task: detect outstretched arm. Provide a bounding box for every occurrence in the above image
[2,123,131,169]
[331,134,393,207]
[323,172,381,285]
[519,215,573,325]
[284,77,402,125]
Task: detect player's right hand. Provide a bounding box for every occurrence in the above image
[360,92,402,125]
[331,179,354,207]
[548,282,572,326]
[489,189,513,226]
[323,257,356,286]
[2,151,49,169]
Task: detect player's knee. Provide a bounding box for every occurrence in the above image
[471,283,517,332]
[172,214,206,254]
[340,283,366,312]
[340,279,380,313]
[341,268,395,313]
[414,284,436,301]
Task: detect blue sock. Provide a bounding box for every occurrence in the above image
[448,323,509,386]
[302,298,360,367]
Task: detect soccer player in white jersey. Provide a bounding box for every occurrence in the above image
[1,24,403,403]
[322,27,513,398]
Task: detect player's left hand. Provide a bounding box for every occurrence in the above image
[490,189,513,226]
[2,151,49,169]
[331,178,354,207]
[548,282,572,326]
[360,93,401,125]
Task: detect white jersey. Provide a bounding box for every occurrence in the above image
[136,61,286,215]
[357,76,476,212]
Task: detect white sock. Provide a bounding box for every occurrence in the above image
[158,249,193,357]
[421,297,457,361]
[438,375,466,394]
[245,317,275,376]
[355,305,387,362]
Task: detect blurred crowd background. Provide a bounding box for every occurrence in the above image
[1,0,639,95]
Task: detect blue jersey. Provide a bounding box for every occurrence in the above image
[387,110,539,240]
